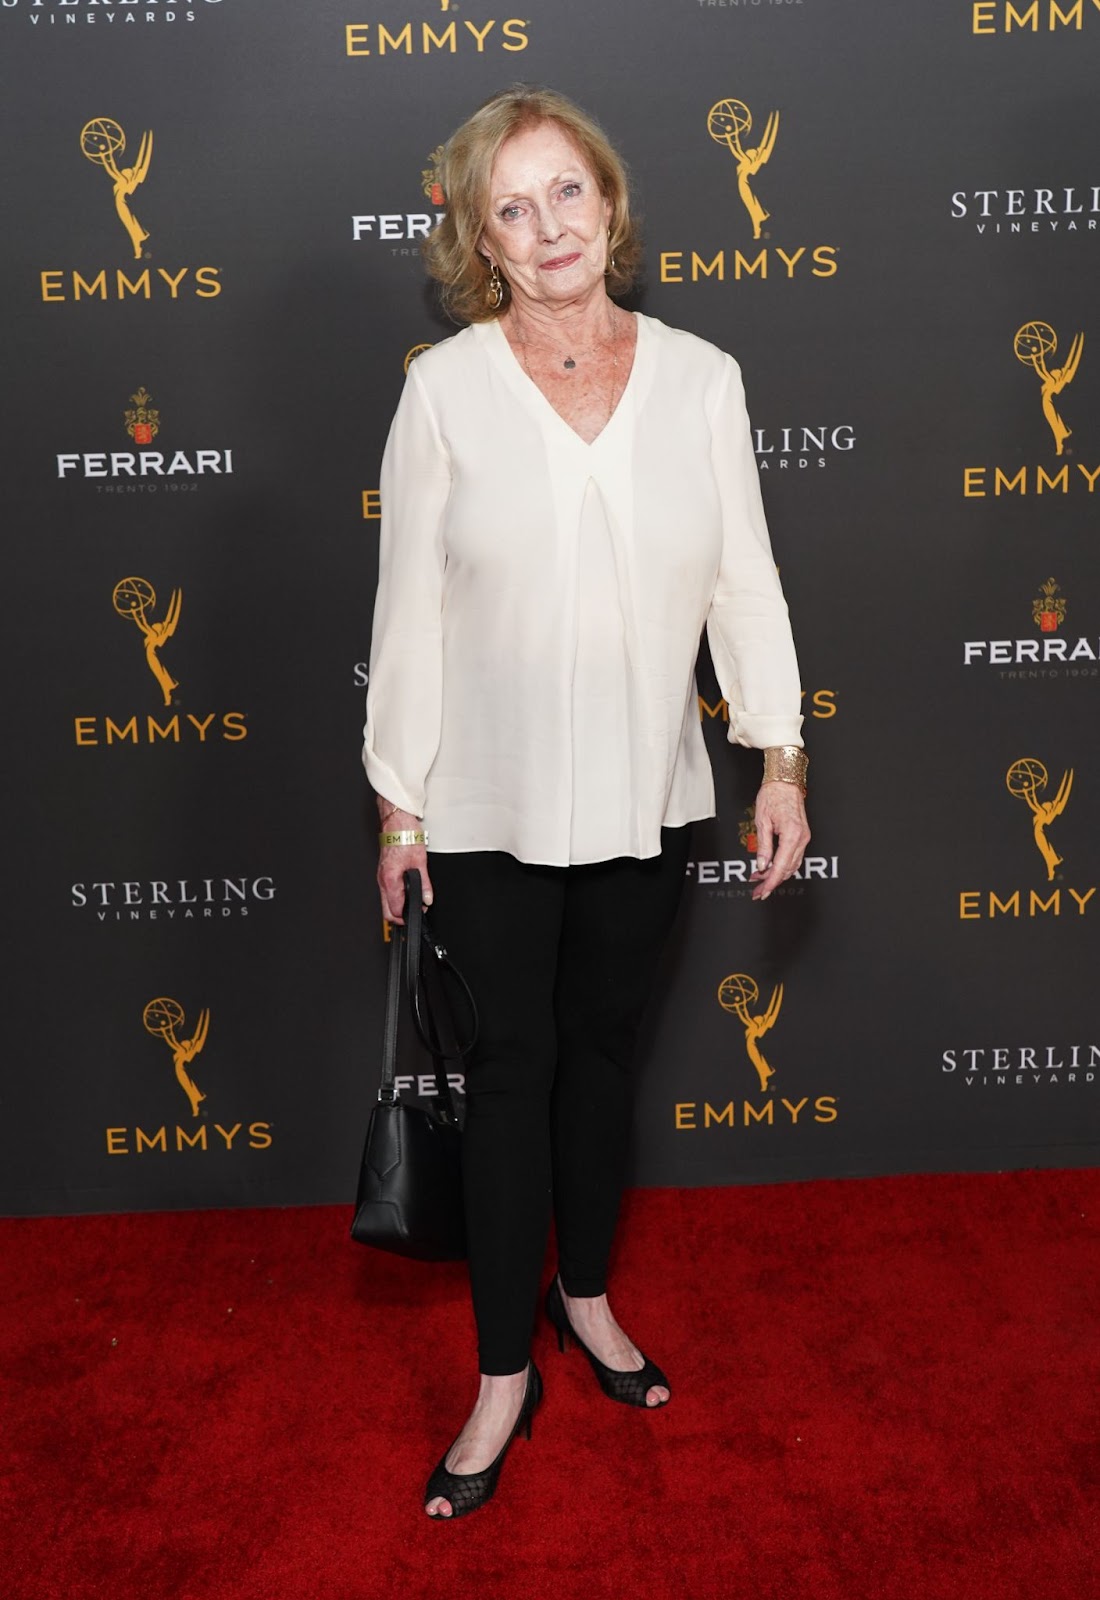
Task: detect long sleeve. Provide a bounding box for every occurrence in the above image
[360,315,805,866]
[705,357,804,750]
[362,362,452,813]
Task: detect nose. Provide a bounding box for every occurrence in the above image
[536,204,566,245]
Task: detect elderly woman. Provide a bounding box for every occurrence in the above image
[363,85,809,1519]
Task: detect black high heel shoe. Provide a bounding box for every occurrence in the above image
[424,1360,543,1520]
[545,1276,671,1408]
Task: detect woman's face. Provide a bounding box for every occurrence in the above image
[479,121,612,311]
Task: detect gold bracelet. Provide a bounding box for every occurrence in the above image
[378,802,401,827]
[762,745,809,792]
[378,829,429,847]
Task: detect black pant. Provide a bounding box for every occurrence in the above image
[426,827,690,1375]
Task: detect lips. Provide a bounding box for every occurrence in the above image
[540,252,582,271]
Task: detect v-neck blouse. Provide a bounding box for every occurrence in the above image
[363,312,803,867]
[484,307,640,449]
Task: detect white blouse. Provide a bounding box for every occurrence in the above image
[363,312,803,867]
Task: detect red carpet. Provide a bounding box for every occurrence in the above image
[2,1170,1098,1600]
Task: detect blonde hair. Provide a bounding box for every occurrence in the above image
[423,85,641,324]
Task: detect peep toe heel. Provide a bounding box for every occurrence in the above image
[424,1359,543,1520]
[545,1276,670,1408]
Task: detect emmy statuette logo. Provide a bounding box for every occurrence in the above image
[962,321,1095,498]
[1006,758,1073,882]
[40,120,221,305]
[75,575,244,748]
[958,759,1093,920]
[143,996,210,1118]
[707,98,779,240]
[718,972,784,1092]
[674,972,836,1131]
[113,577,181,707]
[1014,322,1084,457]
[658,97,835,285]
[80,118,152,259]
[105,994,272,1157]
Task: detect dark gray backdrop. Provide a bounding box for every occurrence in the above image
[2,0,1098,1215]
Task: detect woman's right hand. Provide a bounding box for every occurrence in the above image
[375,800,434,925]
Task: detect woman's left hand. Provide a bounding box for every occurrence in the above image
[750,781,811,901]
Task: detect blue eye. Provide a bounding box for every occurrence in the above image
[500,204,522,221]
[561,183,582,199]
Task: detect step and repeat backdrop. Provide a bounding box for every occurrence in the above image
[2,0,1098,1215]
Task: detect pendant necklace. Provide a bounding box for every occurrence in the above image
[515,308,620,425]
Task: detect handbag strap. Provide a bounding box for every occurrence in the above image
[402,869,478,1126]
[375,918,405,1104]
[403,870,479,1059]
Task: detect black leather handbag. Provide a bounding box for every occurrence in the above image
[350,870,477,1261]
